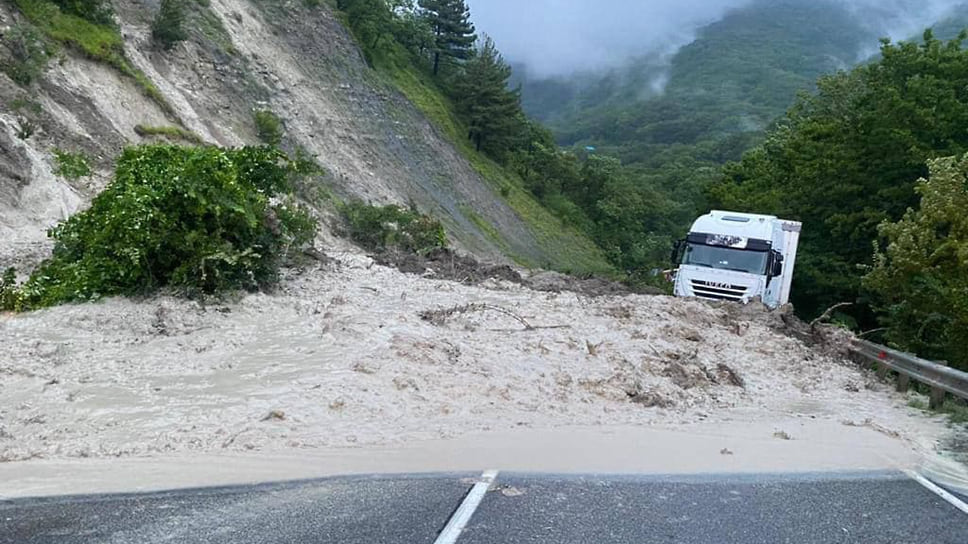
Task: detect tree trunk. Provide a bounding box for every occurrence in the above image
[433,52,441,75]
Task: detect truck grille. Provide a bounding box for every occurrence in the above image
[691,280,748,302]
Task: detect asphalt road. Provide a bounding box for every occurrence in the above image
[2,471,967,544]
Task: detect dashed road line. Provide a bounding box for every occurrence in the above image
[434,470,499,544]
[905,470,968,515]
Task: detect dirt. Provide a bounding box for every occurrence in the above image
[374,247,659,299]
[0,251,952,465]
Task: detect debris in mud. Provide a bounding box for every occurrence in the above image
[773,430,792,440]
[714,364,745,388]
[498,485,526,497]
[420,303,533,329]
[261,410,286,422]
[720,448,734,455]
[375,248,521,285]
[627,389,677,408]
[375,247,651,298]
[842,419,901,439]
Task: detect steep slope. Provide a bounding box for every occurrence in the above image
[0,0,609,273]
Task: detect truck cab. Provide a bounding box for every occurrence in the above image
[671,211,802,309]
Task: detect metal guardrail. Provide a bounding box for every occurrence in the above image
[849,339,968,409]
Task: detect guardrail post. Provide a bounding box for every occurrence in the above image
[930,360,949,410]
[896,374,910,393]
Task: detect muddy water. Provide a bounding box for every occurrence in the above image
[0,253,958,494]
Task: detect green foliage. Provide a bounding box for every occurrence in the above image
[864,154,968,371]
[49,0,114,25]
[6,145,316,310]
[134,124,205,144]
[253,109,284,146]
[707,31,968,322]
[152,0,189,50]
[0,268,23,312]
[451,37,524,157]
[339,202,447,255]
[337,0,393,65]
[0,23,51,86]
[52,149,92,180]
[418,0,476,75]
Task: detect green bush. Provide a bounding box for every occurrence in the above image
[340,202,446,255]
[6,145,317,310]
[152,0,188,50]
[0,268,22,312]
[253,109,283,146]
[52,149,92,180]
[0,23,51,85]
[50,0,114,25]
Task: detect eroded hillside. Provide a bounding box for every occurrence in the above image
[0,0,607,273]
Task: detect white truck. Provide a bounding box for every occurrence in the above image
[671,211,802,309]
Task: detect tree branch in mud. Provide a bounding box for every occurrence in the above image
[810,302,853,329]
[419,303,568,331]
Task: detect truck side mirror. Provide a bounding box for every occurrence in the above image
[772,253,784,277]
[671,240,684,265]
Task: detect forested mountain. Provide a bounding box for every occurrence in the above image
[521,0,871,161]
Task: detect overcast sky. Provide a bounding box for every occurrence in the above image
[466,0,965,78]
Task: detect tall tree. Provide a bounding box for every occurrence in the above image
[865,154,968,370]
[452,37,522,155]
[418,0,476,75]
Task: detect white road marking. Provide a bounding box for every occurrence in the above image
[434,470,499,544]
[905,470,968,515]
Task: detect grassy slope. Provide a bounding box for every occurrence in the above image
[362,38,613,274]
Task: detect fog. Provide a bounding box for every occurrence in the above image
[467,0,967,79]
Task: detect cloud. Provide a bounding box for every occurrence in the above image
[466,0,967,78]
[467,0,752,78]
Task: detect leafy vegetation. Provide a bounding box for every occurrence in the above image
[253,109,284,146]
[1,145,317,311]
[49,0,114,25]
[865,154,968,371]
[0,23,52,86]
[52,149,92,180]
[339,202,447,255]
[707,31,968,325]
[418,0,475,75]
[152,0,189,50]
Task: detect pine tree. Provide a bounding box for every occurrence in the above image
[418,0,476,75]
[452,37,522,156]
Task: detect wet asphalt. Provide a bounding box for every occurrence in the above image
[2,471,967,544]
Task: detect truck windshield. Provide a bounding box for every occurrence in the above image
[683,243,768,275]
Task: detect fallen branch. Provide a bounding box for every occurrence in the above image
[420,303,535,330]
[810,302,853,328]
